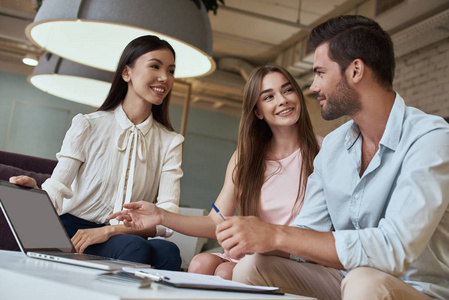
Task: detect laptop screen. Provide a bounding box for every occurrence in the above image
[0,181,74,252]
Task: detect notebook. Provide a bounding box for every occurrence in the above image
[0,180,151,271]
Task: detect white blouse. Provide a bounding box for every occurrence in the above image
[42,105,184,233]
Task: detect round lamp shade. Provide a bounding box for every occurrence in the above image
[29,53,113,107]
[26,0,215,78]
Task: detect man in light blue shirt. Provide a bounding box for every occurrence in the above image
[216,15,449,299]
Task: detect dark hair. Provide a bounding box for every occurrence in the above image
[309,15,395,89]
[235,65,320,216]
[98,35,176,131]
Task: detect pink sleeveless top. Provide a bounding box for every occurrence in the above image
[259,147,305,225]
[259,135,323,224]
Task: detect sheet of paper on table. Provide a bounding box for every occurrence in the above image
[122,268,283,295]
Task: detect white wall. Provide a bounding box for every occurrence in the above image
[0,71,94,158]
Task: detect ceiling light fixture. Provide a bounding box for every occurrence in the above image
[22,53,39,66]
[26,0,215,78]
[29,53,113,107]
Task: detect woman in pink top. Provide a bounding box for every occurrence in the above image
[109,65,322,279]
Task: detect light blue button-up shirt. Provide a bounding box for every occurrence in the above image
[291,94,449,299]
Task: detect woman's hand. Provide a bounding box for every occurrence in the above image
[71,227,112,254]
[107,201,162,230]
[9,175,38,189]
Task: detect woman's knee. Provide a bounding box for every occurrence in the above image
[214,262,236,280]
[83,234,154,263]
[188,253,222,275]
[110,235,153,261]
[146,239,182,271]
[149,239,181,257]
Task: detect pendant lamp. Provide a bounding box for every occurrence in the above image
[26,0,215,78]
[29,53,113,107]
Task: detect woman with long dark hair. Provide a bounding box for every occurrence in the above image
[10,35,183,270]
[109,65,322,277]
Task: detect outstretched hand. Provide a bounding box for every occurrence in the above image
[107,201,162,230]
[9,175,38,189]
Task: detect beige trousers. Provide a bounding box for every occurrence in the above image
[232,254,434,300]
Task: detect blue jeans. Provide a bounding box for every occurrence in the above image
[60,213,181,271]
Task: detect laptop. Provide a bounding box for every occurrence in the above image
[0,180,151,270]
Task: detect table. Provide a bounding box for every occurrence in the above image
[0,250,316,300]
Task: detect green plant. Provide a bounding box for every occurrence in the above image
[190,0,225,15]
[36,0,42,11]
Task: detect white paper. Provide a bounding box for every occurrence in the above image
[122,268,280,292]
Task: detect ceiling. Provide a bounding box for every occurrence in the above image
[1,0,449,115]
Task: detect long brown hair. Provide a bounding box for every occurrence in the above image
[235,65,320,216]
[97,35,176,131]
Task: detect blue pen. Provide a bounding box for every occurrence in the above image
[210,203,226,221]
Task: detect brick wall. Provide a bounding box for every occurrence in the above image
[394,38,449,119]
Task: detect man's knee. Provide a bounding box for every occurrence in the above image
[342,267,390,298]
[343,267,434,300]
[232,254,269,285]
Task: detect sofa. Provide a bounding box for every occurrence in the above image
[0,150,57,251]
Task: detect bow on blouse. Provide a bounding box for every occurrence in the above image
[116,125,148,163]
[110,125,148,225]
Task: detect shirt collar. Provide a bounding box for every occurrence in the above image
[344,93,405,151]
[379,93,404,151]
[114,104,153,135]
[344,122,361,150]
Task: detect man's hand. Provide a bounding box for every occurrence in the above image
[107,201,162,230]
[9,175,38,188]
[72,227,112,253]
[216,216,280,260]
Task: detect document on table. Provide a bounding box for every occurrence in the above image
[122,268,283,295]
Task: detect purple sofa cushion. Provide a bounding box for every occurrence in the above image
[0,164,51,188]
[0,151,57,175]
